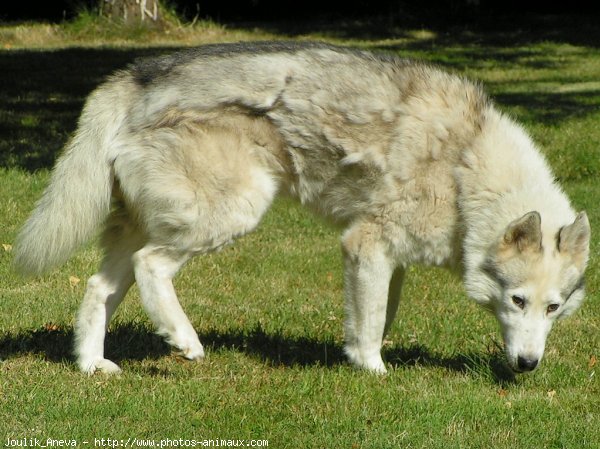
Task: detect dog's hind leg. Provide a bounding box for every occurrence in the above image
[111,115,283,365]
[132,245,204,361]
[341,221,396,374]
[74,213,143,374]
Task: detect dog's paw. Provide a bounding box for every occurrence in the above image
[360,356,388,374]
[178,342,205,361]
[79,358,122,375]
[345,346,387,374]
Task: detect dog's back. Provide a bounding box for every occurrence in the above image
[124,43,488,226]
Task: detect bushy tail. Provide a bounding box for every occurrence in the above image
[14,76,131,276]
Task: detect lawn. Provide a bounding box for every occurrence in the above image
[1,15,599,448]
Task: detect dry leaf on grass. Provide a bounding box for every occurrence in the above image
[69,275,81,288]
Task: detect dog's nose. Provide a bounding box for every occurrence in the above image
[517,356,539,372]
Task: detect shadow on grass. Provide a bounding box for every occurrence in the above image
[200,326,516,385]
[0,47,174,171]
[0,323,515,384]
[385,344,516,385]
[0,323,172,365]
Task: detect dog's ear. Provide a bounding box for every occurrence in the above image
[502,211,542,253]
[558,211,590,264]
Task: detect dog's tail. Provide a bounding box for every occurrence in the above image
[14,75,133,276]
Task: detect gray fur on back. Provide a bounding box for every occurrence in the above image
[132,41,360,86]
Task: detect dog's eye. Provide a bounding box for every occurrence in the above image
[547,304,560,313]
[511,295,526,309]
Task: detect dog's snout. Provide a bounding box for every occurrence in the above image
[517,356,539,372]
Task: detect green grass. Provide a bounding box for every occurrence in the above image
[1,15,600,448]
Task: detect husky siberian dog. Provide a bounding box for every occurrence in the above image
[14,42,590,375]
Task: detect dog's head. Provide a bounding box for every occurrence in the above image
[476,211,590,372]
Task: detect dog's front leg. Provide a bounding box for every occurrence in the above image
[341,222,395,374]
